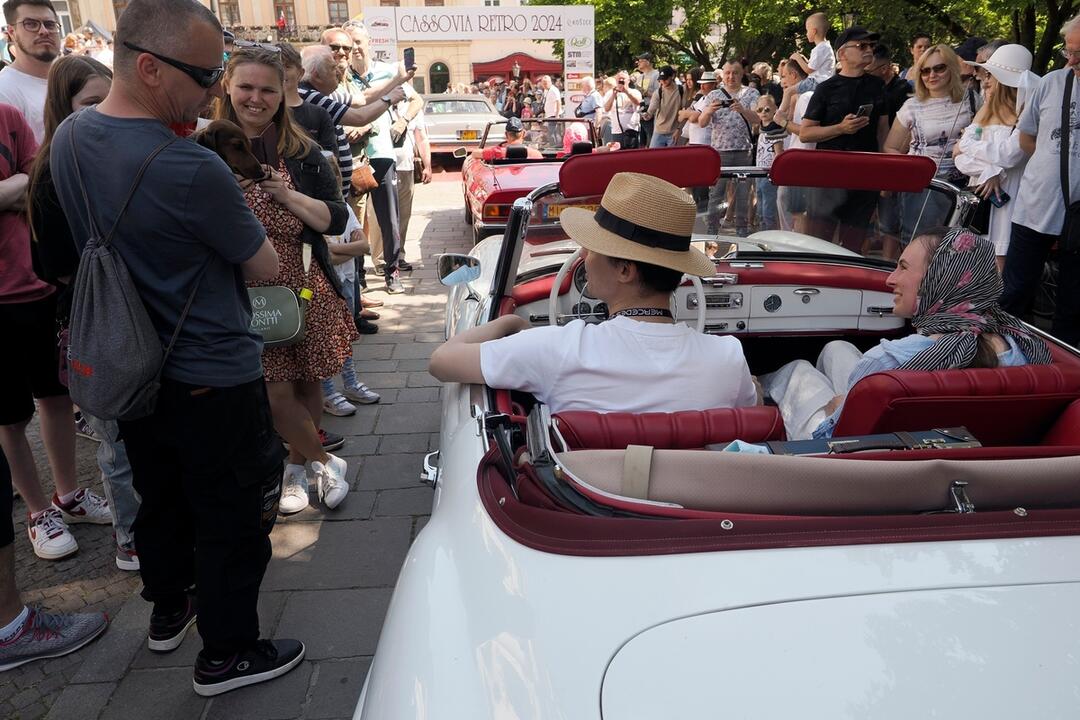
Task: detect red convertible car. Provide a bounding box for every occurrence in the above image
[461,117,600,244]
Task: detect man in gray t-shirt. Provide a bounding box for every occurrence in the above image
[1001,18,1080,346]
[49,0,307,696]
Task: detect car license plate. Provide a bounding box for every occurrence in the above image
[458,130,479,140]
[548,203,598,219]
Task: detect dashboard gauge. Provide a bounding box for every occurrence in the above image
[571,302,592,317]
[573,263,592,297]
[593,303,609,319]
[764,294,782,313]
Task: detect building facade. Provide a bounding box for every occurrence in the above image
[72,0,559,93]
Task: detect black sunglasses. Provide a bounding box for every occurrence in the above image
[327,43,354,54]
[123,41,224,88]
[919,63,949,76]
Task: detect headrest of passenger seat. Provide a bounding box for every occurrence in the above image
[570,141,593,155]
[505,145,528,159]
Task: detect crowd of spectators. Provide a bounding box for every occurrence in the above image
[0,0,435,697]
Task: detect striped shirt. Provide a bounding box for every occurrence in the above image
[298,82,353,196]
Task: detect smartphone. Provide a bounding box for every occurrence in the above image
[403,47,416,71]
[249,122,279,177]
[855,103,874,118]
[988,190,1011,208]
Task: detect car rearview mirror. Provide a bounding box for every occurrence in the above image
[452,147,468,159]
[437,254,482,286]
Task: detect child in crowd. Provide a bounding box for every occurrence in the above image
[790,12,835,93]
[322,204,381,416]
[754,95,785,231]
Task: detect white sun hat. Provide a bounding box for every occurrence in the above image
[968,44,1039,89]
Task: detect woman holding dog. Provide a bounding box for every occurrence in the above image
[214,47,356,515]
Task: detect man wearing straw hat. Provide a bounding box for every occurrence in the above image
[429,173,759,414]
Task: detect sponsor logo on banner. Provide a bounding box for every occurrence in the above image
[569,35,591,47]
[370,18,390,28]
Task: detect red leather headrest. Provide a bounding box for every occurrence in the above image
[553,406,786,450]
[834,364,1080,446]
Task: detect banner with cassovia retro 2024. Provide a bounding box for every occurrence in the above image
[363,5,595,117]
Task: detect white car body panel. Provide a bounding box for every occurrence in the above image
[355,384,1080,719]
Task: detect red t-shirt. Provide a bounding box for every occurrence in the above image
[0,103,51,304]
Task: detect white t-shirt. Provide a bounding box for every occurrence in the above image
[0,66,47,143]
[544,86,561,118]
[603,90,640,133]
[895,96,973,177]
[479,316,758,414]
[785,91,816,150]
[1015,68,1080,235]
[327,204,363,282]
[686,95,712,145]
[808,41,836,84]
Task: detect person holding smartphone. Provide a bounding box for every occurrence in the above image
[603,70,642,148]
[800,27,889,252]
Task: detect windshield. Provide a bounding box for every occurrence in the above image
[510,166,962,282]
[482,119,595,156]
[425,100,493,114]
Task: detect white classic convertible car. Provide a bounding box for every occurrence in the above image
[354,147,1080,719]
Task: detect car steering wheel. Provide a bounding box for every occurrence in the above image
[547,248,707,332]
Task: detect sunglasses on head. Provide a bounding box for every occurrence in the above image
[920,63,949,76]
[123,41,224,88]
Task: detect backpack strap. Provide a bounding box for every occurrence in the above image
[1063,70,1074,210]
[69,114,175,249]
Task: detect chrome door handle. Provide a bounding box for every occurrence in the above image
[793,288,820,295]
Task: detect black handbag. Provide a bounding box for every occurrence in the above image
[968,194,992,235]
[1061,71,1080,253]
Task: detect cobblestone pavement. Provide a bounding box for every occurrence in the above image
[2,176,470,720]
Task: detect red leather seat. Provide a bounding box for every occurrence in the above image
[833,363,1080,446]
[553,407,786,450]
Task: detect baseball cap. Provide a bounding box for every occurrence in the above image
[635,52,654,62]
[223,29,236,43]
[658,65,676,80]
[833,26,881,51]
[506,116,524,133]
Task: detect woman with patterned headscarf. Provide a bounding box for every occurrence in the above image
[763,226,1051,439]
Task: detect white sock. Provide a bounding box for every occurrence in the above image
[58,489,79,505]
[0,606,29,643]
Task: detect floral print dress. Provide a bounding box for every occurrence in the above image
[245,159,357,383]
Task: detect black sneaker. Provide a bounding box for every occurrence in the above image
[355,316,379,335]
[282,429,344,453]
[398,259,414,271]
[193,639,305,697]
[148,592,197,653]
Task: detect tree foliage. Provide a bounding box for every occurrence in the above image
[528,0,1074,73]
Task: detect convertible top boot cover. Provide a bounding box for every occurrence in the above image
[555,449,1080,515]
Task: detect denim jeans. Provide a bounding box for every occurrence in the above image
[755,177,778,231]
[84,413,139,550]
[649,132,675,148]
[707,150,753,236]
[1001,223,1080,347]
[322,271,359,398]
[899,188,953,246]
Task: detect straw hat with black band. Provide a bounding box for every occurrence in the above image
[560,172,716,278]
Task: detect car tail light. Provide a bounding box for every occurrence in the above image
[483,204,511,219]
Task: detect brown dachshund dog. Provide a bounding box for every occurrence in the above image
[194,119,268,181]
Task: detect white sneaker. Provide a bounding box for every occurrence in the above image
[52,488,111,525]
[342,382,380,405]
[322,392,357,417]
[27,509,78,560]
[278,465,309,515]
[312,455,348,510]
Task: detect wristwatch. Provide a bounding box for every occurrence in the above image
[381,95,393,105]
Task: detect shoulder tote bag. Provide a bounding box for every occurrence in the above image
[248,243,313,348]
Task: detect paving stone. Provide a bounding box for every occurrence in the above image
[390,342,436,360]
[429,433,441,451]
[320,405,379,436]
[71,594,151,684]
[350,343,394,360]
[394,387,440,404]
[349,371,408,389]
[276,590,392,659]
[338,434,380,458]
[262,519,412,591]
[276,491,376,522]
[406,372,442,388]
[44,682,114,720]
[378,433,431,454]
[413,332,445,343]
[394,358,433,372]
[375,488,435,517]
[413,516,430,540]
[354,453,427,490]
[306,659,373,719]
[373,403,441,434]
[204,661,313,720]
[99,668,204,720]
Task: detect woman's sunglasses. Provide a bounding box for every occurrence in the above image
[920,63,949,77]
[123,42,225,88]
